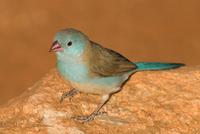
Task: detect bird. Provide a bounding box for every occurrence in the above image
[49,28,184,123]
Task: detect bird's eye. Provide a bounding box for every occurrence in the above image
[67,41,72,46]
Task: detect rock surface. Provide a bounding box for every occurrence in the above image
[0,66,200,134]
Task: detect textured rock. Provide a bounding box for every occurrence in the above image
[0,66,200,133]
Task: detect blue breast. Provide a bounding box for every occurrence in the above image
[57,60,89,83]
[57,59,130,88]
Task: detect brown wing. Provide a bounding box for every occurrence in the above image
[85,41,136,77]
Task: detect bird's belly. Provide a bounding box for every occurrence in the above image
[69,75,127,95]
[57,61,131,94]
[70,81,119,95]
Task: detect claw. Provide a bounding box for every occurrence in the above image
[72,111,107,123]
[71,94,110,123]
[72,115,94,123]
[60,89,79,103]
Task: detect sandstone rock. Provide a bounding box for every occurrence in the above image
[0,66,200,134]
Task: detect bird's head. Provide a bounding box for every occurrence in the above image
[49,28,90,60]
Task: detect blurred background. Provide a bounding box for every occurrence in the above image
[0,0,200,104]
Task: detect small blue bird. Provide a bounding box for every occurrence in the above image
[49,28,184,122]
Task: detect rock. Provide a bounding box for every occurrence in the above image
[0,66,200,134]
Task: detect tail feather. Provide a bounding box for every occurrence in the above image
[134,62,185,71]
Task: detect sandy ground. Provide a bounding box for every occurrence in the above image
[0,0,200,104]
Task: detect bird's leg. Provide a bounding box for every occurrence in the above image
[60,88,79,103]
[72,94,110,123]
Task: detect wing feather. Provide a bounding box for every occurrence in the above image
[85,41,136,77]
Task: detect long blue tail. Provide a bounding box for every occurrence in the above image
[134,62,185,71]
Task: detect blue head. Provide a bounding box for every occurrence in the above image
[49,28,90,61]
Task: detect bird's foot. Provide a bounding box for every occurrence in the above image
[60,88,79,103]
[72,111,107,123]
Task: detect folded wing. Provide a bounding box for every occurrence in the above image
[86,41,136,77]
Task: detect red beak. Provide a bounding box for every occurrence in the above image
[49,41,64,52]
